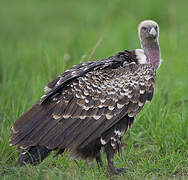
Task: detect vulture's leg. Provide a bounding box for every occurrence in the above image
[104,143,125,175]
[96,152,104,168]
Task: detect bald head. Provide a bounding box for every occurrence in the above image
[137,20,161,69]
[138,20,159,42]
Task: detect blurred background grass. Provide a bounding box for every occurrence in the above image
[0,0,188,179]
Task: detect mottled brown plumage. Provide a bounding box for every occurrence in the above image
[10,20,161,175]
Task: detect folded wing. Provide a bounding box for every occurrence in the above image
[10,51,156,154]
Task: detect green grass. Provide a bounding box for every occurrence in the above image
[0,0,188,179]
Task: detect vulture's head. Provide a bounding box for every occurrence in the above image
[138,20,159,42]
[137,20,161,69]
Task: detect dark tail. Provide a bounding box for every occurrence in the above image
[17,145,52,165]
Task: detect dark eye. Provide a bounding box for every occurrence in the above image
[155,26,158,31]
[142,27,147,31]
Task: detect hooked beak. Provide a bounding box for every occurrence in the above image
[149,27,157,38]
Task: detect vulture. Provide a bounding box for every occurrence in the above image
[10,20,161,175]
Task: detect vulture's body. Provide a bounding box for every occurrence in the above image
[10,20,161,175]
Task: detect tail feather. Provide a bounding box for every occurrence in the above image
[10,102,58,147]
[17,145,51,165]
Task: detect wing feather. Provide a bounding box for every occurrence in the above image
[40,50,136,104]
[78,104,129,148]
[10,51,156,154]
[10,104,56,146]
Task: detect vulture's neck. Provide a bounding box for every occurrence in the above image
[141,39,160,69]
